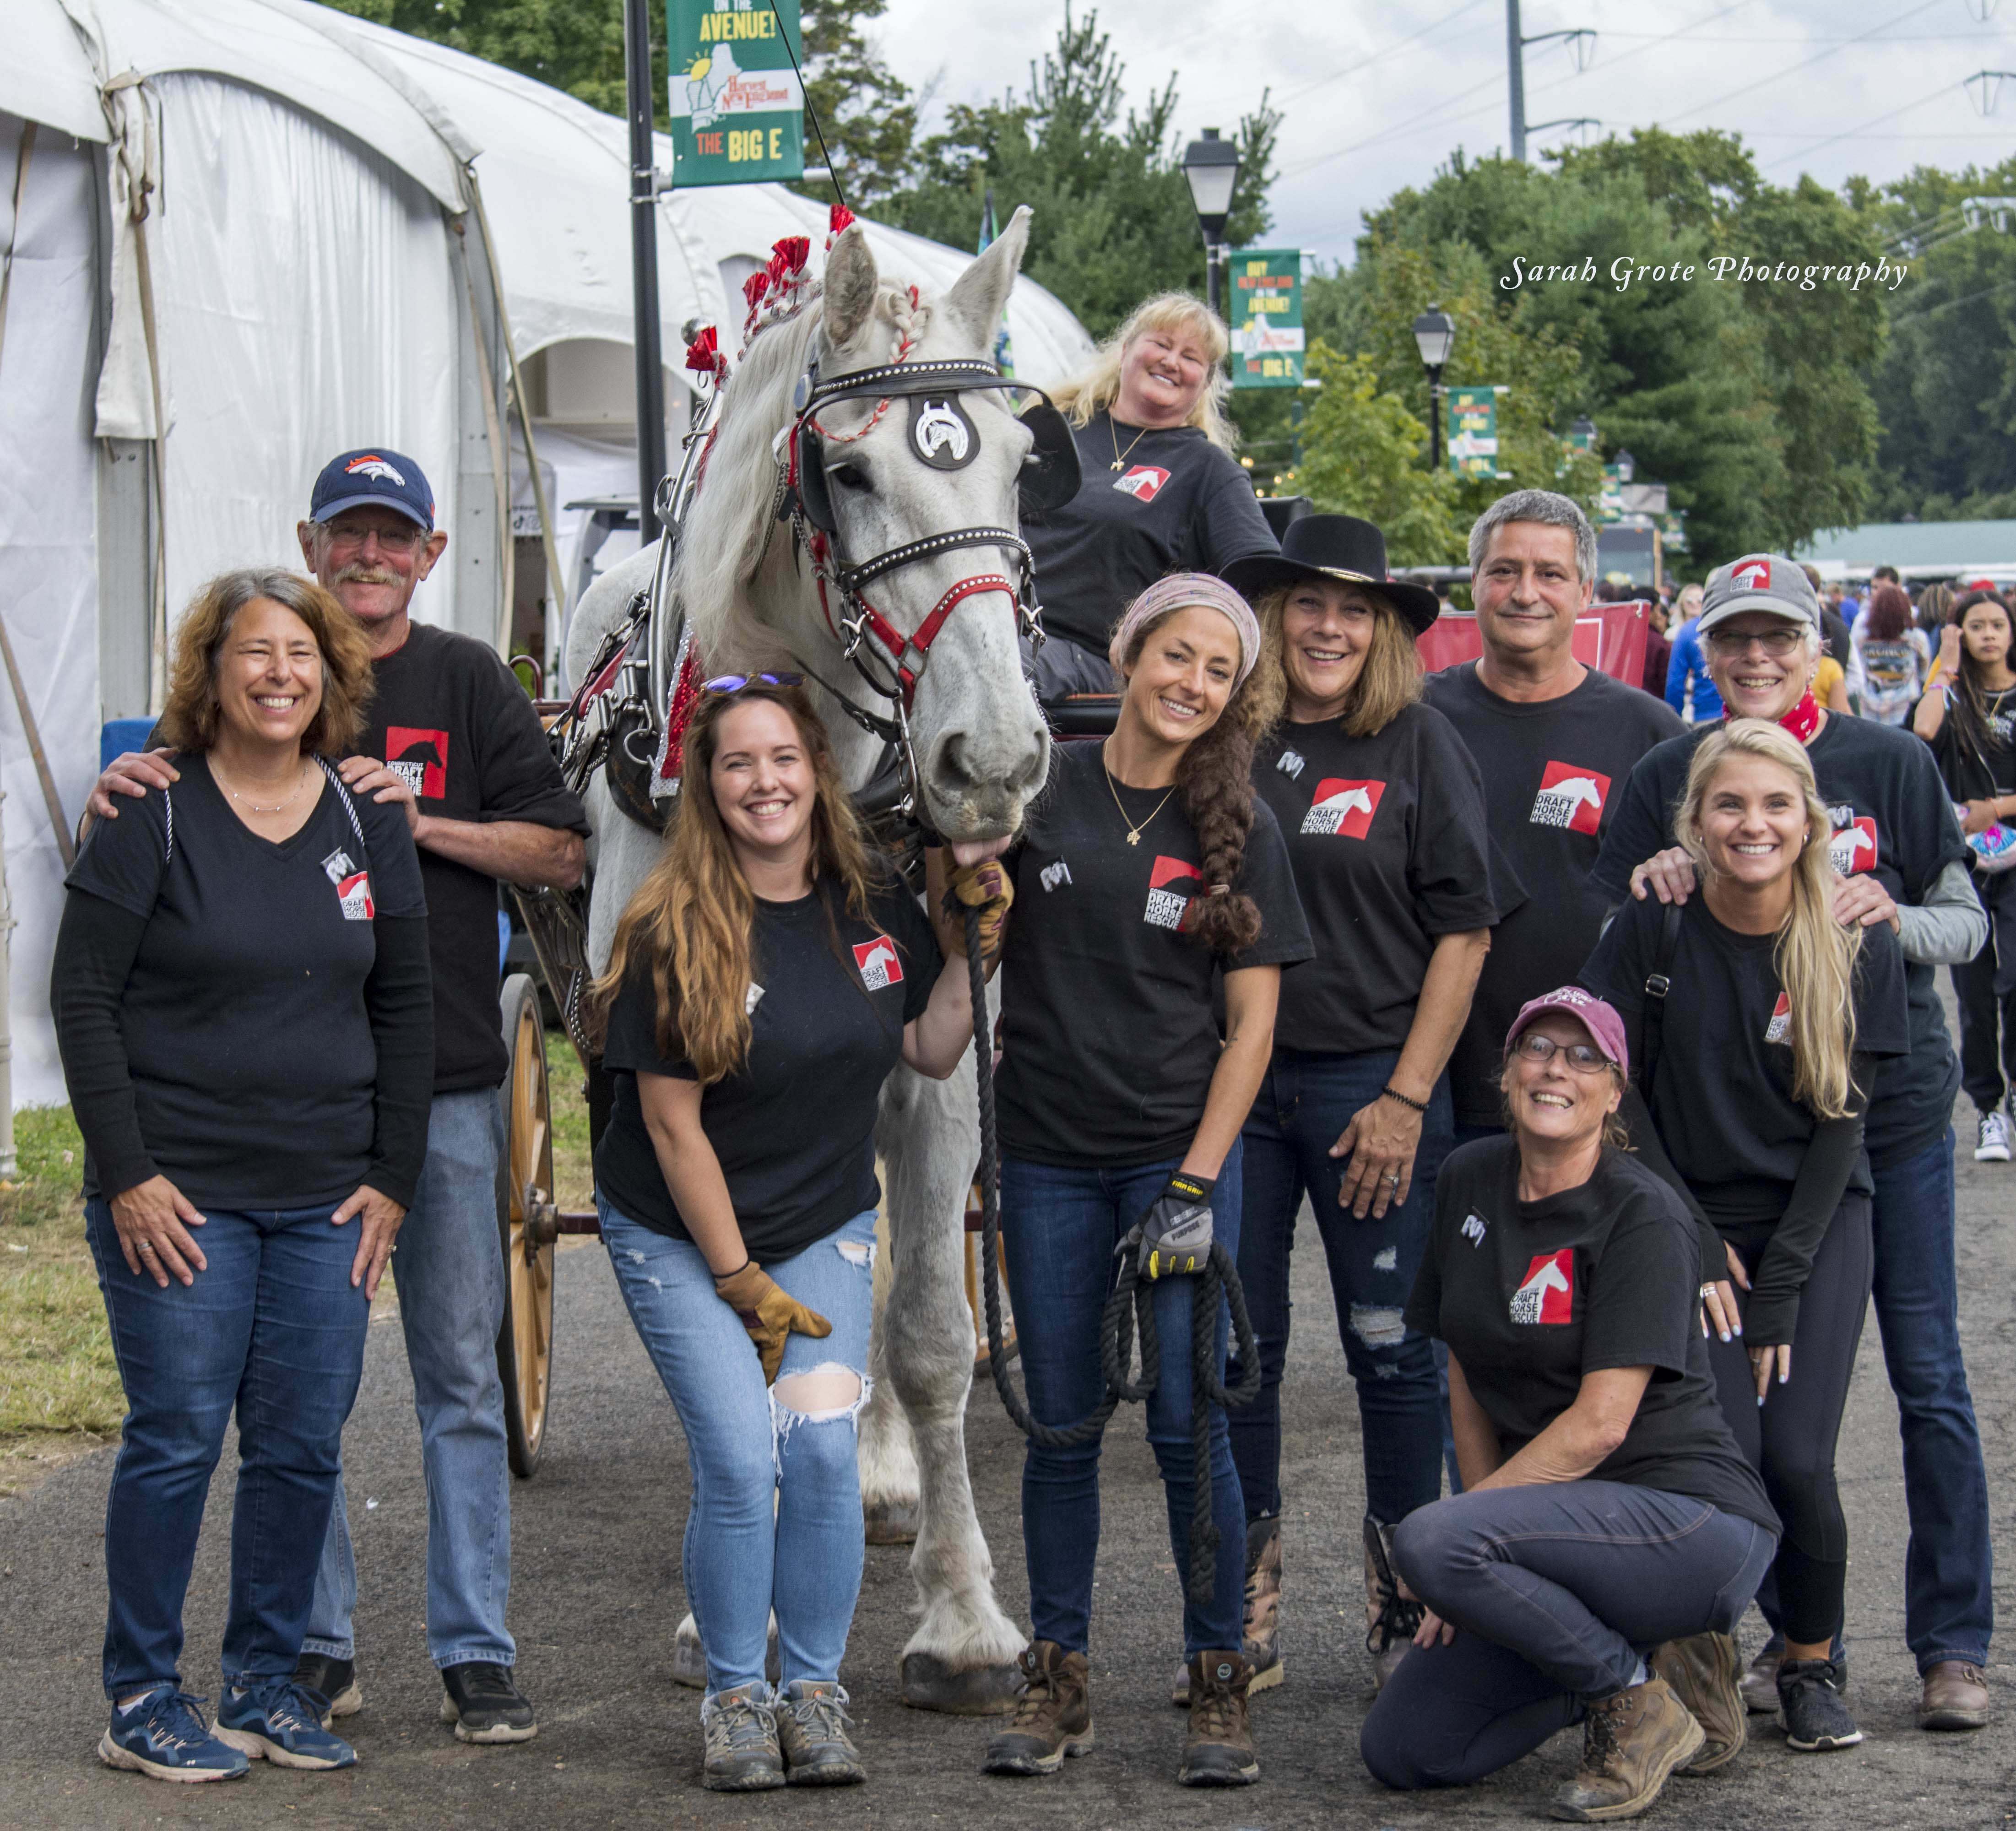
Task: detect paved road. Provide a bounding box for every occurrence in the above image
[5,1129,2014,1829]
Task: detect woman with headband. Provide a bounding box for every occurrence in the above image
[981,574,1311,1791]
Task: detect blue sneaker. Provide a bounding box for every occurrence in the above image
[99,1686,249,1782]
[214,1678,358,1769]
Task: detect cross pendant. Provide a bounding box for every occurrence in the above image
[1126,830,1140,845]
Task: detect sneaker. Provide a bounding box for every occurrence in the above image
[1919,1660,1991,1731]
[1778,1657,1863,1752]
[983,1641,1094,1776]
[1178,1650,1258,1787]
[213,1678,358,1769]
[291,1652,361,1730]
[439,1662,537,1744]
[1172,1518,1285,1706]
[775,1679,866,1785]
[1976,1109,2011,1162]
[98,1686,249,1783]
[702,1681,786,1791]
[1364,1514,1423,1693]
[1649,1631,1746,1772]
[1550,1674,1703,1821]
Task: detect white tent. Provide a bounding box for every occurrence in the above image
[0,0,1093,1107]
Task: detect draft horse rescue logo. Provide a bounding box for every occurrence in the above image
[1112,465,1171,503]
[1301,778,1384,838]
[853,935,905,990]
[1143,855,1203,929]
[1530,761,1610,835]
[386,726,449,800]
[1510,1249,1574,1324]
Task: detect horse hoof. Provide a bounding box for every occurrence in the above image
[671,1625,706,1690]
[864,1498,920,1545]
[900,1652,1023,1715]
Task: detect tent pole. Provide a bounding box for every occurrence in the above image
[624,0,668,546]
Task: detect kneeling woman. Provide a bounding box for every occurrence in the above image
[1581,719,1911,1753]
[591,678,1007,1793]
[982,575,1311,1790]
[1361,992,1779,1823]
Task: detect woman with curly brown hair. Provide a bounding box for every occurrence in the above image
[981,574,1311,1791]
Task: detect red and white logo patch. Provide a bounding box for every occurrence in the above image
[336,871,375,921]
[1112,465,1172,503]
[852,935,905,991]
[1510,1249,1575,1325]
[1729,557,1773,591]
[1766,991,1791,1046]
[386,726,449,800]
[1144,854,1203,929]
[1531,761,1610,835]
[1302,777,1385,838]
[1828,815,1878,877]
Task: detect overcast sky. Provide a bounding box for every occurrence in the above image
[872,0,2016,265]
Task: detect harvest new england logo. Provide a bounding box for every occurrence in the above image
[1143,856,1202,930]
[853,936,904,991]
[1531,761,1609,835]
[1302,778,1383,838]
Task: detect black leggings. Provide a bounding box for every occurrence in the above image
[1708,1196,1872,1646]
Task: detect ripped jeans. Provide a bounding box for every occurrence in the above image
[600,1201,876,1695]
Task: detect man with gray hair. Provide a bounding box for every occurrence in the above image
[1423,490,1683,1142]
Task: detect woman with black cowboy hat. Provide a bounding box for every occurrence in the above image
[1208,516,1500,1700]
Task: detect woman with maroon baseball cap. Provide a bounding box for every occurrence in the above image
[1360,987,1778,1823]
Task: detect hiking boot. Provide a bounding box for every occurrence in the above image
[1919,1660,1991,1731]
[775,1679,865,1785]
[99,1686,249,1783]
[1179,1650,1258,1787]
[1172,1517,1284,1706]
[1364,1513,1423,1692]
[439,1663,537,1744]
[213,1678,358,1770]
[1649,1631,1746,1772]
[982,1641,1093,1776]
[1549,1674,1703,1821]
[702,1681,786,1791]
[1778,1657,1862,1752]
[1977,1109,2011,1162]
[291,1653,361,1730]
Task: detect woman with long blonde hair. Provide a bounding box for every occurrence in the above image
[1021,293,1279,703]
[589,677,1009,1793]
[1581,717,1911,1755]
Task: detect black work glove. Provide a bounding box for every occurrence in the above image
[1133,1171,1214,1280]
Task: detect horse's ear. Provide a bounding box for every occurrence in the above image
[822,223,879,351]
[943,205,1029,352]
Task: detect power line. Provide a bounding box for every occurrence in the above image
[1661,0,1947,127]
[1759,79,1976,171]
[1282,68,1507,179]
[1274,0,1493,107]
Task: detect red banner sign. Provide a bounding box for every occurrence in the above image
[1417,602,1651,688]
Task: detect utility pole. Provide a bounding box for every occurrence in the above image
[624,0,668,545]
[1507,0,1528,163]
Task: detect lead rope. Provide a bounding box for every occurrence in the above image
[964,905,1263,1604]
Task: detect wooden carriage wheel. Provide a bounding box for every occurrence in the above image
[496,974,558,1478]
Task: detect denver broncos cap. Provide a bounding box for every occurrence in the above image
[311,448,435,531]
[1506,986,1629,1075]
[1696,552,1819,636]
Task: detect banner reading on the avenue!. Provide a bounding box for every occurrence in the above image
[1229,249,1304,388]
[665,0,804,186]
[1446,386,1506,478]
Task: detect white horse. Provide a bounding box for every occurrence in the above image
[567,211,1050,1711]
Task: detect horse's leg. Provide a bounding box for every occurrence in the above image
[874,1055,1023,1714]
[859,1213,922,1543]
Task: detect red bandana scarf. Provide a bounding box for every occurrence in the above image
[1725,690,1820,745]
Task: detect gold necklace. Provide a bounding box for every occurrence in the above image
[1108,412,1152,472]
[1103,757,1178,845]
[214,757,310,815]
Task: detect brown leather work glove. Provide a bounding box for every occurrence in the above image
[713,1261,832,1385]
[942,858,1013,958]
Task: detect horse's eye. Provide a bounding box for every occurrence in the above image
[830,462,869,493]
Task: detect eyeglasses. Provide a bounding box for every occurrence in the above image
[1706,627,1805,658]
[1514,1032,1614,1074]
[701,672,805,696]
[319,521,429,556]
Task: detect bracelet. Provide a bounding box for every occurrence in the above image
[1379,1084,1429,1114]
[713,1257,752,1283]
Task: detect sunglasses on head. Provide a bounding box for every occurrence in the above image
[701,672,805,697]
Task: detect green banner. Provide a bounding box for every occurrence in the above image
[1228,249,1304,389]
[1447,386,1505,478]
[666,0,804,187]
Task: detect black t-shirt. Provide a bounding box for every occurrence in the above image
[594,872,938,1263]
[1422,662,1683,1125]
[1589,713,1970,1165]
[1023,412,1279,657]
[1408,1136,1778,1534]
[1580,892,1912,1222]
[367,622,590,1093]
[1252,704,1499,1056]
[996,740,1313,1167]
[1921,685,2016,803]
[58,759,432,1209]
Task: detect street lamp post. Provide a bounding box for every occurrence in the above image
[1413,303,1456,473]
[1181,128,1242,320]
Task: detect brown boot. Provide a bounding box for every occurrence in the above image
[1172,1518,1284,1706]
[1648,1631,1746,1772]
[1363,1515,1422,1692]
[982,1642,1093,1776]
[1178,1651,1258,1787]
[1919,1660,1990,1731]
[1549,1674,1704,1822]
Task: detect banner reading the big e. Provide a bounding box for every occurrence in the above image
[667,0,804,186]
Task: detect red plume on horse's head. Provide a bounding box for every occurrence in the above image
[825,203,856,249]
[742,271,771,314]
[683,325,723,384]
[769,236,811,282]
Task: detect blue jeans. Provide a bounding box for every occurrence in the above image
[1229,1049,1447,1529]
[307,1089,515,1670]
[601,1203,877,1694]
[999,1146,1246,1658]
[86,1199,370,1697]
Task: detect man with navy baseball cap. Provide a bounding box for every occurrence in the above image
[88,446,588,1744]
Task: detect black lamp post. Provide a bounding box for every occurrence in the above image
[1181,128,1242,320]
[1614,448,1636,485]
[1412,303,1456,472]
